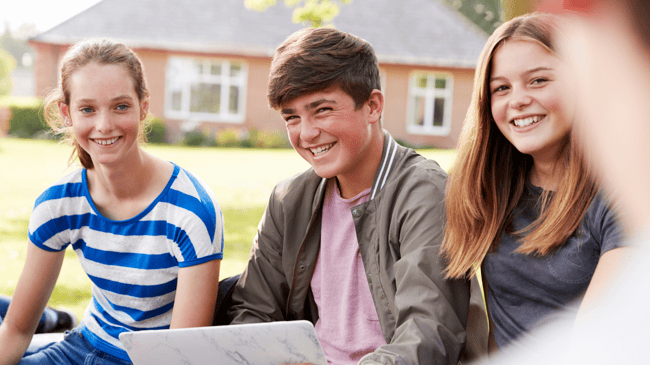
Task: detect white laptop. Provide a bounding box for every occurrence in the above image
[119,320,327,365]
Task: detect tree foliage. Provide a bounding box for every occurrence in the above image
[0,48,16,96]
[244,0,352,27]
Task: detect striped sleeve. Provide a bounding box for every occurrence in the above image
[28,169,91,252]
[159,167,224,267]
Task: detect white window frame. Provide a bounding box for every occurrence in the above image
[165,57,247,123]
[406,71,453,136]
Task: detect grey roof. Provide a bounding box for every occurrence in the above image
[32,0,487,68]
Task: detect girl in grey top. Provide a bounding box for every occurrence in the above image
[441,12,627,351]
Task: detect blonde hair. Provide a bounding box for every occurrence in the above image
[441,13,598,279]
[43,39,149,169]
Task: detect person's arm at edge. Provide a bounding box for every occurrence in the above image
[0,242,65,365]
[576,247,630,322]
[170,259,221,328]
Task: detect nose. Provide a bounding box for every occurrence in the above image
[95,111,113,133]
[509,87,532,109]
[300,116,320,142]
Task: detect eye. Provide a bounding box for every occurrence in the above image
[116,104,130,111]
[491,85,509,94]
[283,115,299,125]
[316,107,332,113]
[531,77,549,85]
[79,107,94,114]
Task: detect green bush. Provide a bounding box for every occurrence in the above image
[145,117,166,144]
[216,129,241,147]
[217,128,290,148]
[183,129,217,147]
[8,104,52,139]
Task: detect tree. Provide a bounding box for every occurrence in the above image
[0,47,16,96]
[244,0,352,27]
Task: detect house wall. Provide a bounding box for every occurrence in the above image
[381,64,475,149]
[30,43,475,148]
[31,42,66,99]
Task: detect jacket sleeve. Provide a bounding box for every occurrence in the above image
[360,163,476,365]
[228,186,289,323]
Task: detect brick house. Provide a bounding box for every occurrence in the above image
[29,0,487,148]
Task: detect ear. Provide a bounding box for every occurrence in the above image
[58,102,72,126]
[140,98,150,121]
[366,89,384,124]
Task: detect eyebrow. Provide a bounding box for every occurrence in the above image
[490,66,555,83]
[75,95,135,104]
[280,98,336,114]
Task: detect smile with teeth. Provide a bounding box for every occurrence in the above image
[309,142,335,156]
[92,137,121,146]
[512,115,544,127]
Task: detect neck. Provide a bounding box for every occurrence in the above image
[336,130,385,199]
[530,157,559,190]
[87,149,152,199]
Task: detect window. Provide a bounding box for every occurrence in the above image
[407,72,453,135]
[165,57,247,123]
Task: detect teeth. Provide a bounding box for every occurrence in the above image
[513,115,542,127]
[94,137,120,145]
[310,143,335,156]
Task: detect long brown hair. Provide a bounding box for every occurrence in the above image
[441,13,598,279]
[43,39,149,169]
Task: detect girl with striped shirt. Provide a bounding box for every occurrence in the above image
[0,39,224,364]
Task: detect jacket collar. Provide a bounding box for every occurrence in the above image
[312,130,399,210]
[370,130,399,200]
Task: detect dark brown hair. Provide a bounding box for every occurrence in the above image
[267,27,380,110]
[442,13,598,279]
[43,39,149,169]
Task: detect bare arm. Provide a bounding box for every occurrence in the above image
[0,242,65,365]
[576,247,631,322]
[170,259,221,328]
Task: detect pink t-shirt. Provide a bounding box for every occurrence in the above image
[311,179,386,364]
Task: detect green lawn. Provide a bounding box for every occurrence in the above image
[0,138,456,321]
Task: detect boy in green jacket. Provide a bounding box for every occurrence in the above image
[228,27,485,364]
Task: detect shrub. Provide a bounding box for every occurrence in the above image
[216,128,290,148]
[145,117,166,144]
[183,129,217,147]
[216,129,241,147]
[9,105,52,139]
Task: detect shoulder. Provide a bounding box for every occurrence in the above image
[270,168,322,203]
[386,146,448,194]
[34,168,85,208]
[165,165,223,231]
[584,189,626,249]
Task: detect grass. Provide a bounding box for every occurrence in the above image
[0,138,456,321]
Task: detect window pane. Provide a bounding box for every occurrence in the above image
[433,97,445,127]
[412,96,425,126]
[229,86,239,114]
[416,75,427,89]
[230,64,242,77]
[194,60,204,75]
[171,91,182,111]
[211,64,222,75]
[190,83,221,113]
[435,78,446,89]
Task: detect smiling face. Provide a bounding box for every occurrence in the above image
[60,62,148,168]
[489,40,572,164]
[280,87,384,198]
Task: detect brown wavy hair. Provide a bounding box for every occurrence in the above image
[267,27,381,111]
[43,39,149,169]
[441,13,598,279]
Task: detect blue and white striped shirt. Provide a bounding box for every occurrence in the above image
[28,164,224,360]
